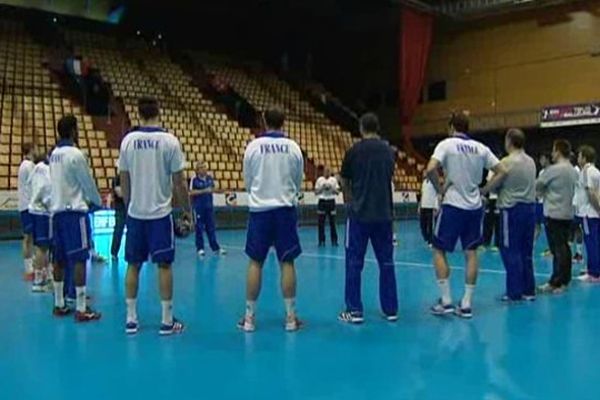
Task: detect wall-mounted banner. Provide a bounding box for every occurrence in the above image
[0,190,418,212]
[540,103,600,128]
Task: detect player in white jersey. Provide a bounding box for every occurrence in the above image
[571,161,584,264]
[119,97,192,336]
[535,154,551,255]
[425,113,505,318]
[575,146,600,283]
[238,107,304,332]
[28,148,53,292]
[17,142,35,281]
[49,115,102,322]
[315,167,339,246]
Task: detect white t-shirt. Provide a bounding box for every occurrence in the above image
[420,179,439,209]
[572,165,584,216]
[17,159,34,212]
[49,142,101,214]
[28,162,51,216]
[315,176,339,200]
[537,168,546,204]
[486,170,498,200]
[118,127,186,220]
[578,164,600,219]
[431,134,499,210]
[243,131,304,212]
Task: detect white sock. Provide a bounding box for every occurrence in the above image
[76,286,87,313]
[245,300,256,318]
[126,298,137,323]
[284,298,296,317]
[462,284,476,309]
[54,281,65,308]
[161,300,173,325]
[437,279,452,305]
[25,258,33,273]
[34,269,44,285]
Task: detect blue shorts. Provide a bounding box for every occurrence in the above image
[245,207,302,263]
[31,214,51,248]
[433,205,484,252]
[52,211,91,264]
[20,210,33,235]
[535,204,544,224]
[125,214,175,264]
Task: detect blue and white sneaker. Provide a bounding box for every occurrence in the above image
[430,299,455,316]
[125,321,139,335]
[454,303,473,319]
[159,318,184,336]
[338,311,364,324]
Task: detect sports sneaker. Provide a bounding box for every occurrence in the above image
[125,321,139,335]
[197,250,205,257]
[217,249,227,256]
[384,314,399,322]
[237,315,256,332]
[74,308,102,322]
[576,273,590,281]
[159,318,184,336]
[338,311,364,324]
[284,315,304,332]
[454,302,473,319]
[540,249,552,257]
[537,283,565,295]
[573,253,584,264]
[500,295,523,303]
[430,299,455,316]
[32,281,52,293]
[489,246,499,253]
[523,295,537,302]
[579,274,600,283]
[53,305,72,317]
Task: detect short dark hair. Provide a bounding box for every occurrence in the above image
[579,145,597,164]
[57,115,78,139]
[506,128,526,149]
[138,97,160,120]
[22,142,34,156]
[359,113,380,133]
[449,112,469,133]
[553,139,571,158]
[264,106,285,129]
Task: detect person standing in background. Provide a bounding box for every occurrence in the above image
[238,107,304,333]
[18,142,35,281]
[315,167,339,247]
[482,129,537,302]
[575,146,600,283]
[419,176,439,246]
[571,154,584,265]
[28,147,53,292]
[536,139,578,294]
[338,113,398,324]
[425,112,505,319]
[50,115,102,322]
[110,173,126,261]
[536,154,551,256]
[189,161,226,257]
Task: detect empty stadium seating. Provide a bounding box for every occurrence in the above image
[1,17,423,194]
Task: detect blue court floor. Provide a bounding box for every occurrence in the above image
[1,220,599,400]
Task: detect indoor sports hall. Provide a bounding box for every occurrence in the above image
[1,1,600,399]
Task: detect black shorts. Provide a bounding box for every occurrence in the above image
[317,199,336,215]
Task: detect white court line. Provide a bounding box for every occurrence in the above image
[219,244,552,278]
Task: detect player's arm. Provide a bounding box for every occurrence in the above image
[75,154,102,207]
[481,161,508,196]
[173,171,192,214]
[425,158,443,194]
[243,145,254,192]
[120,171,131,206]
[293,145,304,192]
[535,167,552,197]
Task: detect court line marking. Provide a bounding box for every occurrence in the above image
[218,244,552,278]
